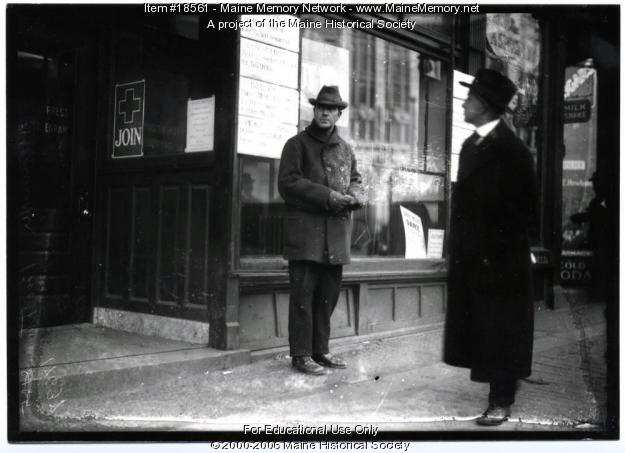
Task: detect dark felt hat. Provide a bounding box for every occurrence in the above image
[309,85,348,110]
[460,69,518,113]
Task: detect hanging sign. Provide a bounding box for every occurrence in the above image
[112,80,145,158]
[563,99,591,123]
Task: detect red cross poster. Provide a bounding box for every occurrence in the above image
[112,80,145,158]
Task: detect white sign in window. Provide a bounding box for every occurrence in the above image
[238,77,299,126]
[240,15,300,52]
[238,116,296,159]
[427,229,445,259]
[240,38,299,89]
[185,97,215,152]
[400,206,427,259]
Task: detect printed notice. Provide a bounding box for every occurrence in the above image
[240,15,300,52]
[427,229,445,259]
[240,38,299,89]
[186,97,214,152]
[238,116,296,159]
[400,206,427,259]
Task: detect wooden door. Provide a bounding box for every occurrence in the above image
[94,24,217,325]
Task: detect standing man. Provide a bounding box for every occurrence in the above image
[278,86,365,375]
[444,69,539,425]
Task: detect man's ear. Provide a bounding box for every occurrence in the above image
[337,110,342,118]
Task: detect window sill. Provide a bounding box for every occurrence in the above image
[237,256,448,288]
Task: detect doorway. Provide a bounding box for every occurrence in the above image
[8,15,97,329]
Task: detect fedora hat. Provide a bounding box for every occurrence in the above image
[309,85,348,110]
[460,69,517,113]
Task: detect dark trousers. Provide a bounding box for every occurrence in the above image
[288,260,342,357]
[489,379,517,407]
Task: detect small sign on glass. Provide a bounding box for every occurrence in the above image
[185,96,215,153]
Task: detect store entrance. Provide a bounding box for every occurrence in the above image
[8,16,97,328]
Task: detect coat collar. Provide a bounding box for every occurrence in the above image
[305,122,341,145]
[458,121,512,182]
[475,118,500,138]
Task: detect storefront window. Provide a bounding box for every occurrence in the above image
[240,18,449,260]
[111,19,211,158]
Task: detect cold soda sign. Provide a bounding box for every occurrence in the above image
[112,80,145,158]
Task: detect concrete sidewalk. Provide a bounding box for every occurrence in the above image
[17,288,609,435]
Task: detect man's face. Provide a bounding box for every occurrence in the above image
[313,104,341,129]
[462,91,489,125]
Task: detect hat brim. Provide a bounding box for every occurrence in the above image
[309,98,348,109]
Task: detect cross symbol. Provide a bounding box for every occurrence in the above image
[118,88,142,124]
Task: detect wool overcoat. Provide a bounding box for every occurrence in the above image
[278,124,364,265]
[443,121,539,383]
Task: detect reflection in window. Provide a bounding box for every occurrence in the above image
[241,21,449,259]
[240,157,283,256]
[16,50,74,210]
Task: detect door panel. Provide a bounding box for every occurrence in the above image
[100,177,212,322]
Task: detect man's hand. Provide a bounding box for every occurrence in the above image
[328,191,355,213]
[347,195,364,210]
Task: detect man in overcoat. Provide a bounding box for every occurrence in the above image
[278,86,365,375]
[444,69,539,425]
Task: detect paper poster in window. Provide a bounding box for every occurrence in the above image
[185,97,214,152]
[400,206,427,259]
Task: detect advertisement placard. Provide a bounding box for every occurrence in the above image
[112,80,145,158]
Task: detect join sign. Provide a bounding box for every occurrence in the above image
[113,80,145,158]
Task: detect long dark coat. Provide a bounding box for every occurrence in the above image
[278,123,364,265]
[444,121,539,383]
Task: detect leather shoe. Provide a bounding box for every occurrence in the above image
[476,405,511,426]
[292,356,327,375]
[312,353,346,369]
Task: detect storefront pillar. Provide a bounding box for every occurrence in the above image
[539,17,568,294]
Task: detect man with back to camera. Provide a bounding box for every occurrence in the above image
[278,85,365,375]
[444,69,539,425]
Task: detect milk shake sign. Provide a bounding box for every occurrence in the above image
[112,80,145,157]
